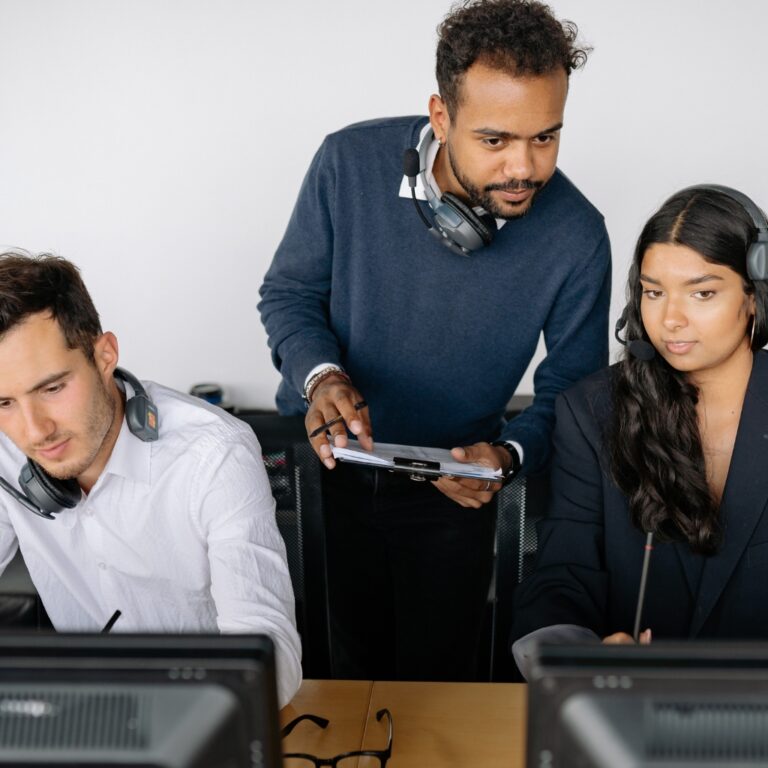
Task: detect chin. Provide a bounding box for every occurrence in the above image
[494,196,536,221]
[36,458,84,481]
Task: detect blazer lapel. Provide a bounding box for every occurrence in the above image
[689,352,768,637]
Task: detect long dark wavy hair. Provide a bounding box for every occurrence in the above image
[609,188,768,555]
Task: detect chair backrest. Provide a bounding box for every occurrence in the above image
[488,468,549,681]
[235,412,332,679]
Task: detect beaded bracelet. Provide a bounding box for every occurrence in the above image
[303,366,351,404]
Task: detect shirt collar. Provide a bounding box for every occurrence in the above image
[101,414,152,486]
[398,122,507,230]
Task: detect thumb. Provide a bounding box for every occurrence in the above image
[451,445,472,463]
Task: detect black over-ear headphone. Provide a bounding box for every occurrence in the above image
[616,184,768,361]
[0,367,159,520]
[403,127,497,257]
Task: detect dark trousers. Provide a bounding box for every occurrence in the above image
[323,462,496,681]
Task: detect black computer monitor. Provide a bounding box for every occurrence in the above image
[527,641,768,768]
[0,632,282,768]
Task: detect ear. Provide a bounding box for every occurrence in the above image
[428,93,451,143]
[92,332,119,380]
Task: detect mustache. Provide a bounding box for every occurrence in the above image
[31,434,69,451]
[484,179,543,192]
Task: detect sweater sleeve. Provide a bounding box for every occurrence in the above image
[257,138,343,399]
[501,229,611,473]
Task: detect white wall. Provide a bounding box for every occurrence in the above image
[1,0,766,408]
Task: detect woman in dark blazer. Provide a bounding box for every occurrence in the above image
[512,186,768,665]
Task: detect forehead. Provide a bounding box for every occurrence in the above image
[452,62,567,133]
[641,243,743,284]
[0,313,82,391]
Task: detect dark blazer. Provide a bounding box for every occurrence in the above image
[513,350,768,642]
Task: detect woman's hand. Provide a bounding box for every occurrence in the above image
[602,629,652,644]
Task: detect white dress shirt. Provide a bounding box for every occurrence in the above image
[0,381,302,706]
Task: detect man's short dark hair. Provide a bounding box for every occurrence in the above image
[0,252,102,362]
[436,0,591,117]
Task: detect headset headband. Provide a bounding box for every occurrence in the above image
[680,184,768,281]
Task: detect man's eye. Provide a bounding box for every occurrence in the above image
[0,401,11,409]
[533,134,555,145]
[482,137,504,148]
[694,290,716,300]
[44,384,64,394]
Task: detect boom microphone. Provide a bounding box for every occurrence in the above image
[614,310,656,361]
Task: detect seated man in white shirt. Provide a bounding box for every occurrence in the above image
[0,251,302,706]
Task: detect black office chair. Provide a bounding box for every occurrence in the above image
[485,468,549,682]
[0,550,51,629]
[235,412,332,679]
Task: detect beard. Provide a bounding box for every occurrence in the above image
[446,143,545,220]
[33,372,117,481]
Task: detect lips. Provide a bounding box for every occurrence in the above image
[35,439,71,461]
[664,341,697,355]
[498,189,532,204]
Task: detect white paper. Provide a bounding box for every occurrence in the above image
[331,439,503,480]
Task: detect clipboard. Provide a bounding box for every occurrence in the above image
[331,439,503,482]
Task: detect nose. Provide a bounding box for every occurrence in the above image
[20,402,56,446]
[662,299,688,332]
[502,141,534,181]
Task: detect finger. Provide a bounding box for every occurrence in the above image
[305,407,341,469]
[602,632,635,645]
[445,474,499,499]
[432,477,490,508]
[431,480,480,508]
[451,442,503,471]
[451,443,492,465]
[330,390,373,448]
[351,401,373,450]
[640,628,652,644]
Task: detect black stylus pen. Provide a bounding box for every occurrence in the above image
[101,610,122,633]
[308,400,368,439]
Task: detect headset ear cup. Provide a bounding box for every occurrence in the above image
[114,368,159,442]
[20,461,80,514]
[441,192,497,246]
[747,241,768,281]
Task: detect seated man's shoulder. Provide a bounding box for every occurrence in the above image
[144,382,257,454]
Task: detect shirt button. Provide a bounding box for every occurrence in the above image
[98,562,107,570]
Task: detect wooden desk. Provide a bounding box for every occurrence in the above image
[281,680,527,767]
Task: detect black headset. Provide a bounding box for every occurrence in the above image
[616,184,768,360]
[0,367,159,520]
[403,127,497,257]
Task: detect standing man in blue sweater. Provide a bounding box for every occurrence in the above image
[259,0,610,681]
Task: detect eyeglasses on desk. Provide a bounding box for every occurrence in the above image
[282,707,393,767]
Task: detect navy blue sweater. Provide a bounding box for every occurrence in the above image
[258,117,611,472]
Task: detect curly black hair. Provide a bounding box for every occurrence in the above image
[436,0,590,117]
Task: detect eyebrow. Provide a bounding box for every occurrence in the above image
[0,370,71,402]
[640,273,725,287]
[472,122,563,141]
[26,370,70,395]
